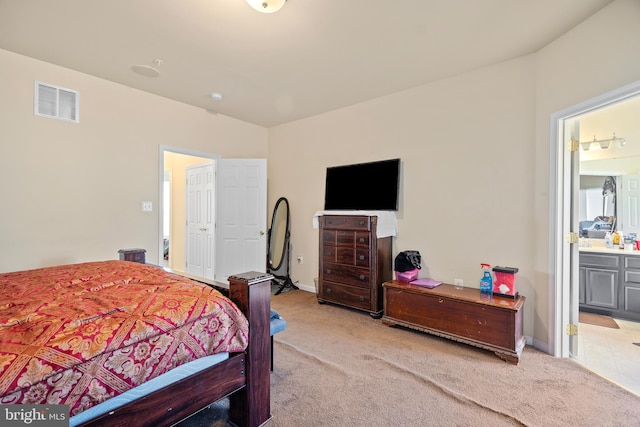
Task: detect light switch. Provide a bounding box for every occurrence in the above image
[142,201,153,212]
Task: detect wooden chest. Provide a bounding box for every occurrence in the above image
[317,215,392,317]
[118,248,147,264]
[382,281,525,364]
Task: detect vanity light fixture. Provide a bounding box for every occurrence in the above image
[580,133,626,151]
[246,0,286,13]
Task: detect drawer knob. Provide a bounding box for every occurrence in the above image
[326,288,332,293]
[359,275,365,280]
[359,238,365,243]
[359,220,365,225]
[327,269,332,274]
[359,255,365,260]
[438,298,444,303]
[359,296,365,301]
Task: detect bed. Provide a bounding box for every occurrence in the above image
[0,261,272,427]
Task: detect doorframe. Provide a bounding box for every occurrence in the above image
[550,79,640,357]
[158,145,220,271]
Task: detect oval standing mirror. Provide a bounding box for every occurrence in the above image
[268,197,289,271]
[267,197,298,294]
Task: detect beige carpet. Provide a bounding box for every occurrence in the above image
[181,290,640,427]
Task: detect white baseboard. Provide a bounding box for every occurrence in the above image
[295,283,316,293]
[531,336,550,354]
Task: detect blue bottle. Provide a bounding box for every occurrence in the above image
[480,263,493,293]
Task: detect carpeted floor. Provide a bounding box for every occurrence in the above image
[178,290,640,427]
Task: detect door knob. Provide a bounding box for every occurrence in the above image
[199,227,208,231]
[260,230,265,236]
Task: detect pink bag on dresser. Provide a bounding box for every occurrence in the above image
[395,268,419,282]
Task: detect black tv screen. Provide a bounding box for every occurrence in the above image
[324,158,400,211]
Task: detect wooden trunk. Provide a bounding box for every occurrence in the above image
[382,281,525,364]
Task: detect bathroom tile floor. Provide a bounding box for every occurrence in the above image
[575,316,640,396]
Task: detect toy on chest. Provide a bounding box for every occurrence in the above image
[492,266,519,298]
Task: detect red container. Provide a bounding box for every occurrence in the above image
[492,266,519,298]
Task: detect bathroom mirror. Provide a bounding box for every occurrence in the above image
[580,149,640,238]
[579,175,616,238]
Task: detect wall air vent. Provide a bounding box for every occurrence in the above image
[34,81,79,123]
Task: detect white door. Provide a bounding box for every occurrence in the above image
[560,118,581,358]
[215,159,268,283]
[186,163,215,279]
[621,174,640,235]
[568,120,581,358]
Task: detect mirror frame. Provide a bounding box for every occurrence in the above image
[267,197,290,271]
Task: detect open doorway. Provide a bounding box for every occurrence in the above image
[158,146,269,284]
[159,146,218,277]
[552,81,640,395]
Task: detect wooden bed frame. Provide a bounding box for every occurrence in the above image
[75,271,272,427]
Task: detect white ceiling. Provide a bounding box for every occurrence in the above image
[0,0,614,128]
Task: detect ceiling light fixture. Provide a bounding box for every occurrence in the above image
[132,65,160,77]
[580,132,626,151]
[210,92,223,101]
[131,59,164,78]
[246,0,286,13]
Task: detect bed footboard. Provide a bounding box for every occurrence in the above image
[228,271,273,427]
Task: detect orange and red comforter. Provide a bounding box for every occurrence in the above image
[0,261,248,416]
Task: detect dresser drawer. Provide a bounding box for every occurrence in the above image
[322,263,370,288]
[355,232,370,247]
[355,249,370,267]
[322,215,371,231]
[320,281,370,310]
[323,230,370,247]
[322,246,370,267]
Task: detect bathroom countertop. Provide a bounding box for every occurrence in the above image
[579,246,640,256]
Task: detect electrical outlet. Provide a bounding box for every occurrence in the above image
[454,278,464,288]
[297,255,303,264]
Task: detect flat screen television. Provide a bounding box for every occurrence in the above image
[324,158,400,211]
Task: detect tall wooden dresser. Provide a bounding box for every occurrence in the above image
[317,215,393,317]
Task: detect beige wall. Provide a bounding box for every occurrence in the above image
[268,53,539,338]
[267,0,640,348]
[0,49,267,272]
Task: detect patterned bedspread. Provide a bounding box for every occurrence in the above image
[0,261,249,416]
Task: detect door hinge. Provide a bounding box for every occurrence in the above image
[566,323,578,336]
[568,139,580,152]
[567,232,579,244]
